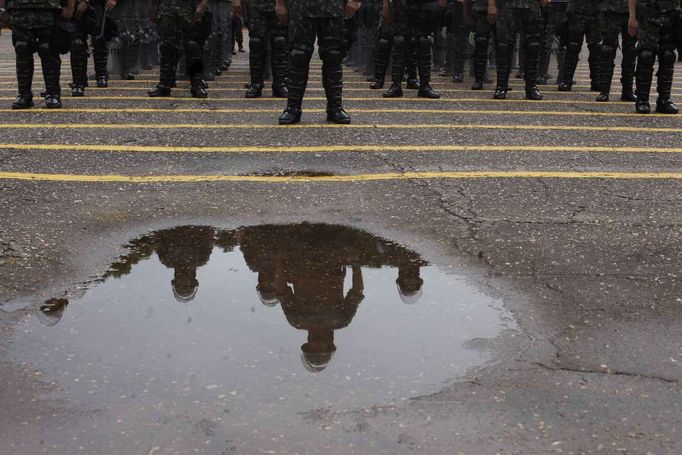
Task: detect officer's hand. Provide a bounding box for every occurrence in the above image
[194,0,208,22]
[61,4,75,19]
[276,3,288,25]
[383,8,392,25]
[233,0,242,17]
[75,1,89,19]
[628,16,638,37]
[487,3,497,24]
[345,0,361,18]
[105,0,116,11]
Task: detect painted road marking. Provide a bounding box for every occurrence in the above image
[0,107,674,117]
[0,123,681,134]
[1,143,681,154]
[1,170,680,183]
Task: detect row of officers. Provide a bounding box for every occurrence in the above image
[0,0,680,122]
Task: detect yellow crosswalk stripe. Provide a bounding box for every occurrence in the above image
[1,170,680,183]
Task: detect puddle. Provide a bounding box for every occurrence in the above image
[3,224,516,438]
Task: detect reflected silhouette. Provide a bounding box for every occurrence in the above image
[37,298,70,327]
[47,224,427,372]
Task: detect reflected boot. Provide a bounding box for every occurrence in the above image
[494,42,512,99]
[588,43,601,91]
[323,58,350,124]
[271,34,289,98]
[246,35,265,98]
[634,49,654,114]
[370,36,391,89]
[12,45,34,109]
[655,49,679,114]
[416,36,440,99]
[93,42,109,88]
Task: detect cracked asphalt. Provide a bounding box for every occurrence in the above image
[0,33,681,454]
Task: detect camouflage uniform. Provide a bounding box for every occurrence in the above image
[7,0,63,108]
[595,0,636,101]
[70,0,116,95]
[279,0,350,124]
[384,0,443,98]
[148,0,209,97]
[634,0,681,113]
[471,0,493,88]
[558,0,601,90]
[493,0,544,100]
[245,0,288,97]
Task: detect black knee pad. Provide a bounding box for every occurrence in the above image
[14,40,32,58]
[526,38,540,56]
[377,36,391,53]
[321,47,343,66]
[417,35,431,53]
[659,48,676,66]
[36,42,52,60]
[159,40,176,56]
[638,48,656,66]
[289,47,312,67]
[497,41,512,57]
[392,34,405,51]
[250,35,265,54]
[271,34,287,53]
[566,41,582,56]
[601,43,616,59]
[70,38,87,55]
[185,40,203,61]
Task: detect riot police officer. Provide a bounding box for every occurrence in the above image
[1,0,75,108]
[148,0,210,98]
[234,0,288,98]
[383,0,445,98]
[70,0,117,96]
[596,0,637,102]
[276,0,360,124]
[489,0,549,100]
[557,0,601,91]
[628,0,680,114]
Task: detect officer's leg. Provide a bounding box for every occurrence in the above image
[149,13,179,96]
[37,28,62,108]
[494,7,514,99]
[269,15,289,97]
[384,1,407,96]
[246,8,267,97]
[319,17,350,124]
[596,16,618,101]
[522,7,542,100]
[634,22,658,114]
[89,5,109,86]
[70,30,88,96]
[536,6,551,84]
[558,13,584,91]
[279,16,314,124]
[620,15,637,101]
[11,27,35,109]
[471,14,490,89]
[452,3,466,82]
[655,26,678,114]
[586,18,602,91]
[414,1,440,98]
[185,14,208,99]
[371,25,392,88]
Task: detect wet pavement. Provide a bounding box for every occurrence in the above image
[0,33,681,454]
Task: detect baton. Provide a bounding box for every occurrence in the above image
[96,10,108,39]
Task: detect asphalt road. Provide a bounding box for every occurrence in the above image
[0,33,681,454]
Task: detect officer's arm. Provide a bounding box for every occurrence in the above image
[628,0,638,37]
[276,0,288,24]
[487,0,497,24]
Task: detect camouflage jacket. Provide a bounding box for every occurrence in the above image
[598,0,628,13]
[248,0,276,12]
[287,0,345,17]
[498,0,540,9]
[567,0,598,14]
[472,0,487,13]
[7,0,61,9]
[640,0,681,13]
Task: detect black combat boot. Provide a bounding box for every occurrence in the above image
[13,43,34,109]
[416,36,440,99]
[271,34,289,98]
[93,41,109,88]
[525,83,543,100]
[279,48,308,125]
[384,83,404,98]
[523,36,542,100]
[323,50,350,124]
[655,49,679,114]
[70,38,88,96]
[634,49,654,114]
[247,35,266,98]
[371,36,391,89]
[40,42,62,108]
[494,42,512,99]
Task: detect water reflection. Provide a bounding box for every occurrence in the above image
[97,224,426,373]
